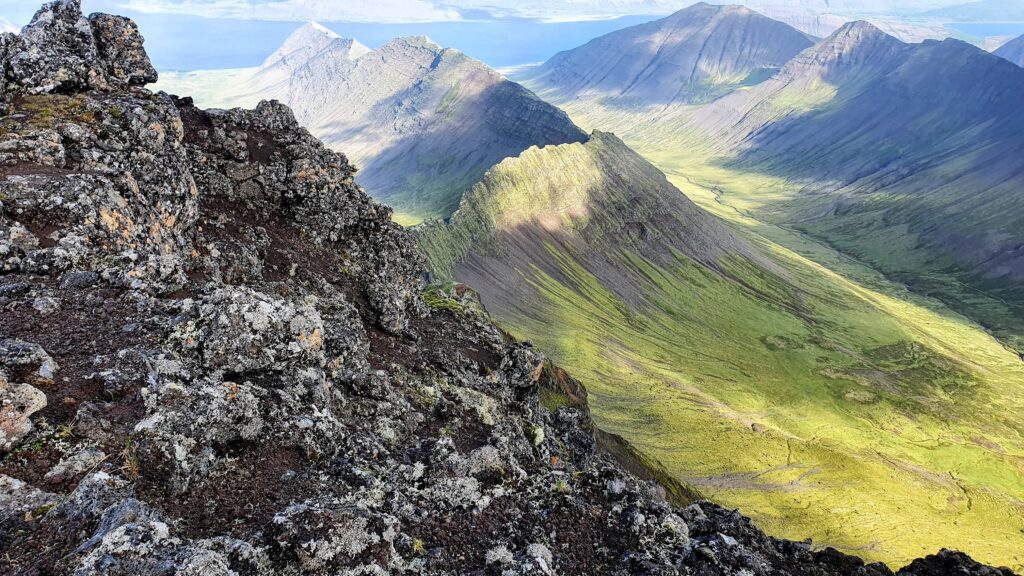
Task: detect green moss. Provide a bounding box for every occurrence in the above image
[539,386,573,412]
[9,94,99,130]
[422,282,465,313]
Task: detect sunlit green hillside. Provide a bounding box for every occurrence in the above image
[419,133,1024,571]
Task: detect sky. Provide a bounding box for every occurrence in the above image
[3,0,1017,25]
[1,0,1021,70]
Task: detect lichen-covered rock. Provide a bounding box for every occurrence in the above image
[7,0,104,94]
[4,0,156,94]
[175,97,426,334]
[87,13,158,87]
[0,474,57,516]
[898,550,1018,576]
[0,344,55,449]
[173,286,325,374]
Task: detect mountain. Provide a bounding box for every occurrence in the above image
[521,3,815,107]
[738,6,954,43]
[3,2,1018,575]
[527,13,1024,353]
[675,21,1024,351]
[995,34,1024,66]
[156,25,587,223]
[262,22,371,71]
[419,131,763,307]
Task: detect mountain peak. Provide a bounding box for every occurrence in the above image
[674,2,749,15]
[300,21,339,39]
[995,33,1024,67]
[262,22,369,69]
[829,20,892,45]
[793,19,905,70]
[663,2,755,24]
[525,1,813,106]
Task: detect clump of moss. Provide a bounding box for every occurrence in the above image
[8,94,99,131]
[422,281,464,313]
[539,386,572,412]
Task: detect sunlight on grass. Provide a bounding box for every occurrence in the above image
[496,242,1024,571]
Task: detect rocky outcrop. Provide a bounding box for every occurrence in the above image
[3,0,155,96]
[0,2,1017,576]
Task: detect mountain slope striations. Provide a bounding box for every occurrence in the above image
[530,15,1024,354]
[420,131,760,309]
[157,26,587,223]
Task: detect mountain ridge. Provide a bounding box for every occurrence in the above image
[1,1,1022,574]
[678,24,1024,351]
[527,13,1024,355]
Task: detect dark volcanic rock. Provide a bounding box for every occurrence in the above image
[4,0,157,95]
[0,3,1016,576]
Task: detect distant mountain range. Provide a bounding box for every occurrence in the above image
[682,22,1024,350]
[156,24,586,222]
[995,34,1024,67]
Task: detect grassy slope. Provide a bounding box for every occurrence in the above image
[419,130,1024,571]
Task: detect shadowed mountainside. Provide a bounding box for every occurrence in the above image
[677,21,1024,352]
[419,131,763,310]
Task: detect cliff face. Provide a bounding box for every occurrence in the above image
[522,3,815,107]
[0,2,1017,576]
